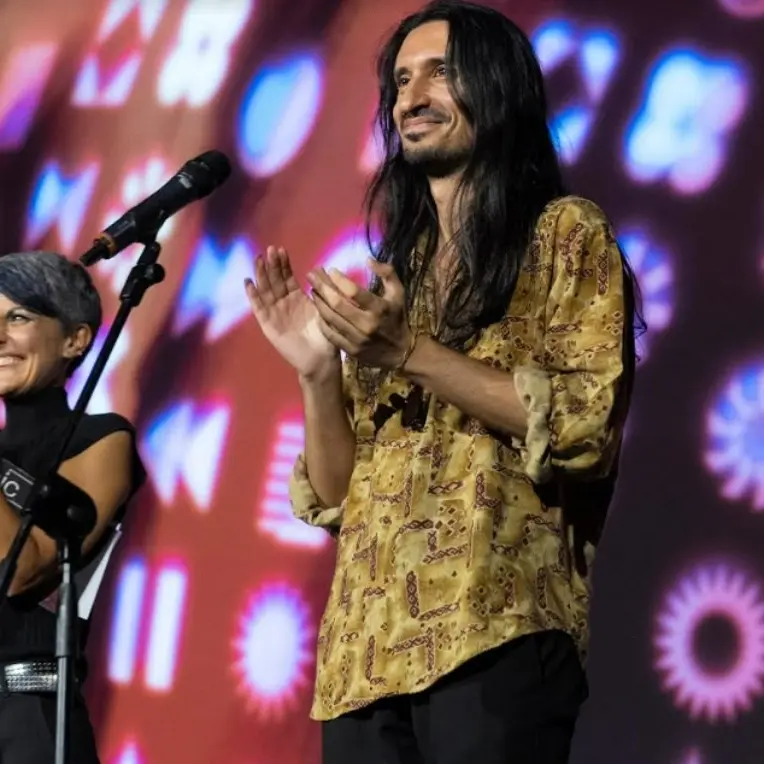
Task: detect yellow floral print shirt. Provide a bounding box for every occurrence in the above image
[290,196,633,721]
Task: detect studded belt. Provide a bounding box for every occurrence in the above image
[0,660,60,693]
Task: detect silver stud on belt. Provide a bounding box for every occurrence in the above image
[2,661,59,693]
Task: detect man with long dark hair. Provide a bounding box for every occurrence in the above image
[245,1,640,762]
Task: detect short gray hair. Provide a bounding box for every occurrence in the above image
[0,251,102,369]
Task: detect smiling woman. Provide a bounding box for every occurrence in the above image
[0,251,145,764]
[0,252,99,396]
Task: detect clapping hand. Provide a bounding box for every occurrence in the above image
[244,246,339,381]
[306,259,413,370]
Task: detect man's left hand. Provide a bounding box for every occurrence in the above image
[305,259,412,369]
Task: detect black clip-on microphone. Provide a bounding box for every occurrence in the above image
[0,149,232,764]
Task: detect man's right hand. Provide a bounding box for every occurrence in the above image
[245,246,339,381]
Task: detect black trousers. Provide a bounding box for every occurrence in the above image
[0,692,100,764]
[323,630,588,764]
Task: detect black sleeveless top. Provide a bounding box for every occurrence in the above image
[0,386,145,664]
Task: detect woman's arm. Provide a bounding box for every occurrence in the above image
[0,430,134,595]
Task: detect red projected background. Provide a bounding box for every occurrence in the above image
[0,1,762,763]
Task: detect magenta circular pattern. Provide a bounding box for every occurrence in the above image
[654,563,764,722]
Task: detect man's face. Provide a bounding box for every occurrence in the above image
[392,21,473,177]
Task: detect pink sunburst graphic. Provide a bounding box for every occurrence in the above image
[704,362,764,511]
[232,583,314,719]
[682,748,702,764]
[110,741,144,764]
[654,563,764,722]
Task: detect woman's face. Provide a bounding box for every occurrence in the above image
[0,293,90,397]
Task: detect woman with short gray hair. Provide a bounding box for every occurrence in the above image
[0,251,144,763]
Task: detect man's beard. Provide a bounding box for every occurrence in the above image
[402,142,470,179]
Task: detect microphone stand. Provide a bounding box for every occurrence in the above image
[0,239,165,764]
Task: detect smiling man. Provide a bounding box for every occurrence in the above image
[245,1,642,762]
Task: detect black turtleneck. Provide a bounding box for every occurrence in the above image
[0,386,74,478]
[3,385,72,433]
[0,385,145,665]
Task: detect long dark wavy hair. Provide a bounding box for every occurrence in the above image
[365,0,644,354]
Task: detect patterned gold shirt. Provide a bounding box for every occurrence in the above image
[290,196,632,721]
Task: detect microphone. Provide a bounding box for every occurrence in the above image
[79,149,232,266]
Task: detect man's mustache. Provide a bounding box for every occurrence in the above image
[402,108,447,127]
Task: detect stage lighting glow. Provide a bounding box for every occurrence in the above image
[532,21,621,166]
[143,561,188,693]
[257,415,329,549]
[98,0,167,42]
[618,229,675,360]
[96,156,175,295]
[25,160,100,251]
[99,0,167,41]
[112,741,144,764]
[108,558,147,685]
[157,0,254,107]
[0,44,58,150]
[73,54,143,108]
[237,52,325,178]
[676,748,703,764]
[233,583,313,718]
[67,324,131,414]
[359,121,384,174]
[624,49,749,194]
[72,0,168,107]
[173,236,255,342]
[704,362,764,511]
[718,0,764,17]
[142,399,231,511]
[108,558,189,693]
[654,563,764,723]
[551,105,592,165]
[532,19,576,72]
[579,31,620,101]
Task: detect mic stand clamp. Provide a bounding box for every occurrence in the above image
[0,239,165,764]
